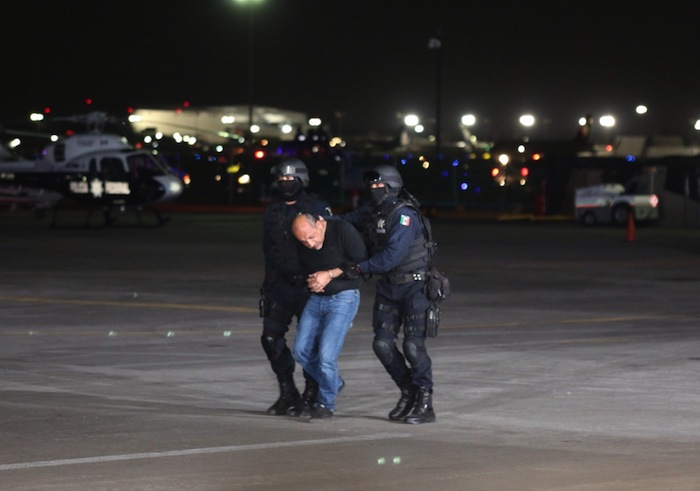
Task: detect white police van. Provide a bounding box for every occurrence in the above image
[574,183,659,226]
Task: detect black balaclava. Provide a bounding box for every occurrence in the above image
[369,185,398,206]
[278,177,303,201]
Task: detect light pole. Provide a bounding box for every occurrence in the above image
[234,0,263,142]
[428,30,442,157]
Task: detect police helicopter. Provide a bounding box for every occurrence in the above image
[0,112,184,227]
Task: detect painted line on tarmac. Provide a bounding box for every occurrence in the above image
[0,295,256,313]
[0,432,412,471]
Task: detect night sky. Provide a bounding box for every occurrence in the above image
[4,0,700,141]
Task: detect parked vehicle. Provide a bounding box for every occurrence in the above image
[574,183,659,226]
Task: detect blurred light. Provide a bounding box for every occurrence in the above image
[404,114,419,126]
[414,124,424,133]
[8,138,21,149]
[599,115,616,127]
[308,117,322,127]
[461,114,476,126]
[221,115,236,124]
[250,124,261,134]
[498,154,509,165]
[520,167,529,177]
[531,153,541,161]
[238,174,251,184]
[491,167,500,177]
[85,98,92,105]
[281,123,293,134]
[253,149,265,159]
[636,105,648,115]
[519,114,535,127]
[30,113,44,122]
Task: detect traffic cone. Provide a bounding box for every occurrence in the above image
[625,211,635,242]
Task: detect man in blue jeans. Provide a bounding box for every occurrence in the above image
[291,213,367,422]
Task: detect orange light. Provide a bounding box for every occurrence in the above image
[605,144,613,152]
[531,153,541,161]
[254,150,265,159]
[491,167,500,177]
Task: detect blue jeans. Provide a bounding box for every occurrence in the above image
[293,289,360,411]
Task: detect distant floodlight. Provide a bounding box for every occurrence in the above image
[519,114,535,127]
[461,114,476,126]
[599,115,616,128]
[404,114,419,127]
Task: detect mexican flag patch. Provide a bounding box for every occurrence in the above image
[399,215,411,226]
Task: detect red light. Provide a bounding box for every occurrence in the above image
[183,101,190,108]
[491,167,500,177]
[605,144,613,152]
[176,108,182,114]
[520,167,529,177]
[85,98,92,105]
[44,106,51,114]
[127,107,134,114]
[254,150,265,159]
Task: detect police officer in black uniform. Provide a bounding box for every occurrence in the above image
[260,158,332,416]
[341,164,436,424]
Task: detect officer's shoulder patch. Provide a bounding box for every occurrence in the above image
[399,215,411,226]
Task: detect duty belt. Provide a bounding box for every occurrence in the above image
[384,271,427,285]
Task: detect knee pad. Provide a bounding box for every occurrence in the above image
[402,336,426,366]
[261,334,286,361]
[372,336,395,365]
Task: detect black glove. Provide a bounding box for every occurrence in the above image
[341,263,362,280]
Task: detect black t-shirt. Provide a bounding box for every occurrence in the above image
[296,219,367,295]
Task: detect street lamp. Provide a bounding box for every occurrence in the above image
[428,30,442,156]
[233,0,264,141]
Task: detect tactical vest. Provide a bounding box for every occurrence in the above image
[265,193,318,278]
[366,197,432,276]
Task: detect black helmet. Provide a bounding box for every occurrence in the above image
[364,164,403,190]
[272,158,310,185]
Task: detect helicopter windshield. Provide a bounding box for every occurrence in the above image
[126,153,172,177]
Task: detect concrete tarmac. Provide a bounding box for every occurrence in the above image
[1,208,699,491]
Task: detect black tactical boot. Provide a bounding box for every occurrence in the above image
[288,379,318,417]
[403,387,436,424]
[266,378,301,416]
[388,384,417,421]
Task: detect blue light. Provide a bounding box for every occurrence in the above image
[452,159,459,167]
[460,182,468,190]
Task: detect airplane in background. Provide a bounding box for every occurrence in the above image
[0,112,184,226]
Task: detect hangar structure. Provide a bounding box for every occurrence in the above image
[129,105,310,144]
